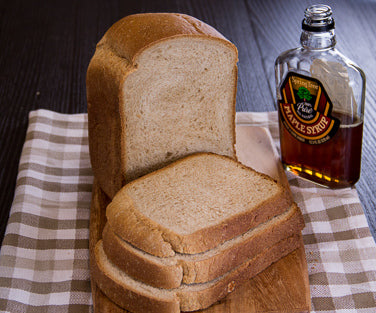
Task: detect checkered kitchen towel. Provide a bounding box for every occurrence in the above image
[0,110,93,312]
[0,109,375,312]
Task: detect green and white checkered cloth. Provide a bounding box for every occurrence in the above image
[0,109,375,312]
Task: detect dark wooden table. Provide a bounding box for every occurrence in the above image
[1,0,375,246]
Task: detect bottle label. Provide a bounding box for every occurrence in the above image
[278,72,340,145]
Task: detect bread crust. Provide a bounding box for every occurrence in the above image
[87,13,238,199]
[92,234,302,313]
[102,203,304,288]
[103,13,231,63]
[87,47,132,198]
[106,153,293,257]
[92,242,180,313]
[102,223,183,288]
[179,235,301,312]
[89,179,114,312]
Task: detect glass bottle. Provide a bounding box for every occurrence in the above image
[275,4,366,188]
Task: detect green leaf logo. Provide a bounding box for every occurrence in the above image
[297,87,312,101]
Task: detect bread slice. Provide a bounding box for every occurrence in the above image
[105,153,293,257]
[86,13,238,198]
[102,203,304,288]
[92,234,302,313]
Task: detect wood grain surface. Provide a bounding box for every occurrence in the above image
[0,0,375,246]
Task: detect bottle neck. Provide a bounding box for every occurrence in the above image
[300,29,336,50]
[300,4,336,50]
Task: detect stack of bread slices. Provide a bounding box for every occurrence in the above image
[87,13,305,313]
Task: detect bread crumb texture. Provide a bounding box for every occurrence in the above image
[122,36,237,182]
[123,154,280,234]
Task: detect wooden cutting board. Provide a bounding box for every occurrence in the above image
[89,126,311,313]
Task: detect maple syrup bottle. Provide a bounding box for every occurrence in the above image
[275,4,366,188]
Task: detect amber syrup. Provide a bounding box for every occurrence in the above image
[279,112,363,188]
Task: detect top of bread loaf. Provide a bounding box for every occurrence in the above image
[106,153,292,257]
[100,13,230,62]
[87,13,238,198]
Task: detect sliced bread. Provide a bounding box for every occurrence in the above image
[92,234,302,313]
[105,153,293,257]
[102,203,304,288]
[86,13,238,198]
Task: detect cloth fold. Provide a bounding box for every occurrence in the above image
[0,109,375,312]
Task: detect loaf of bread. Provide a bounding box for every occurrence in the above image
[86,13,238,198]
[87,13,306,313]
[105,153,292,257]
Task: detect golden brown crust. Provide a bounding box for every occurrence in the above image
[92,242,180,313]
[106,191,176,257]
[87,13,238,199]
[102,13,231,63]
[166,190,292,254]
[178,234,301,312]
[102,224,183,288]
[102,203,304,288]
[106,153,293,257]
[181,203,304,284]
[89,179,113,312]
[92,234,302,313]
[95,287,124,313]
[86,48,132,198]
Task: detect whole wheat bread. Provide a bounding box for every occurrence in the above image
[105,153,293,257]
[102,203,304,289]
[92,234,302,313]
[86,13,238,198]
